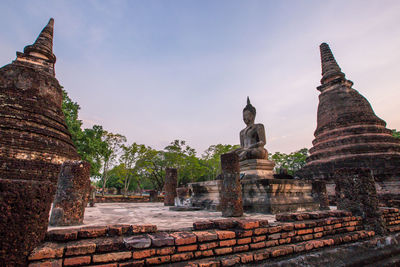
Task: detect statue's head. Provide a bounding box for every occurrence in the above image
[243,97,256,126]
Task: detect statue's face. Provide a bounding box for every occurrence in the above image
[243,110,255,126]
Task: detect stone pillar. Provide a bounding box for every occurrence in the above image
[89,185,96,207]
[334,168,386,234]
[149,190,158,202]
[49,161,91,226]
[220,153,243,217]
[164,168,178,206]
[312,180,330,210]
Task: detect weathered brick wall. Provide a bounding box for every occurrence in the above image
[28,208,400,266]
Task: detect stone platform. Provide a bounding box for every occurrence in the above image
[189,178,319,213]
[240,159,275,179]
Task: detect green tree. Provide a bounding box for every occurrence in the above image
[270,148,309,176]
[119,143,148,196]
[61,90,107,176]
[393,129,400,139]
[202,144,240,180]
[100,132,126,196]
[136,148,166,192]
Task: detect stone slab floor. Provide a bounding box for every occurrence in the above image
[48,203,276,231]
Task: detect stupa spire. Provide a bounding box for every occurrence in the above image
[320,42,345,85]
[23,18,56,63]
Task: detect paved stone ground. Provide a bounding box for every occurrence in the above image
[48,203,276,231]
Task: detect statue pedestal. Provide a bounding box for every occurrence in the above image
[240,159,275,179]
[189,178,319,214]
[241,178,319,213]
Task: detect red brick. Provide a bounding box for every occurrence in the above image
[322,239,334,246]
[252,235,266,242]
[195,250,214,258]
[156,246,175,255]
[124,235,151,249]
[63,256,91,266]
[270,246,294,257]
[219,239,236,247]
[268,226,282,233]
[291,236,303,242]
[279,237,291,245]
[171,252,194,262]
[237,237,251,245]
[131,224,157,234]
[193,220,214,230]
[254,250,270,261]
[342,235,352,242]
[236,219,259,229]
[302,234,314,241]
[46,229,78,241]
[294,243,306,252]
[89,264,118,267]
[199,242,218,250]
[312,240,324,248]
[294,223,306,229]
[305,241,314,251]
[178,244,198,252]
[65,240,96,256]
[265,240,279,247]
[196,258,221,267]
[254,227,268,235]
[28,242,64,260]
[118,260,144,267]
[220,256,240,266]
[193,231,218,242]
[145,255,170,265]
[107,224,131,236]
[250,242,266,249]
[78,226,107,238]
[94,237,124,252]
[314,232,323,238]
[132,249,156,259]
[170,232,197,245]
[282,223,294,231]
[314,227,324,233]
[216,230,235,240]
[297,228,313,235]
[268,233,281,240]
[212,219,237,229]
[93,251,132,263]
[29,259,62,267]
[234,229,253,238]
[148,232,174,247]
[233,245,249,253]
[238,252,253,263]
[333,223,342,229]
[214,247,233,255]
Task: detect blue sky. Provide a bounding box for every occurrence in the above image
[1,1,400,155]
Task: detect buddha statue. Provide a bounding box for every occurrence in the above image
[234,97,269,161]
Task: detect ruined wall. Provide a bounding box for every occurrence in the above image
[28,208,400,266]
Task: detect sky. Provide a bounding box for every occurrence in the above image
[1,1,400,155]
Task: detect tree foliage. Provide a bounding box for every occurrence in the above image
[393,129,400,139]
[270,148,309,176]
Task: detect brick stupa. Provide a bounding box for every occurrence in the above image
[299,43,400,181]
[0,18,79,265]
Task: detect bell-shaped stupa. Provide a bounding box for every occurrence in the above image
[299,43,400,181]
[0,18,79,265]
